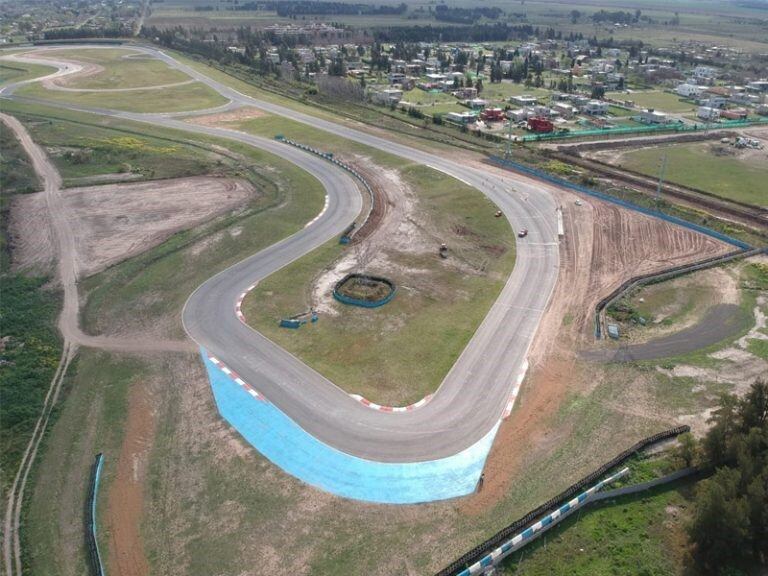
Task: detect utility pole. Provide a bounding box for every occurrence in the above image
[656,152,667,209]
[505,116,513,160]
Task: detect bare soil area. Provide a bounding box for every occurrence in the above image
[185,107,266,127]
[310,158,440,316]
[105,380,156,576]
[9,176,256,277]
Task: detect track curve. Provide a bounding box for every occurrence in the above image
[1,45,559,469]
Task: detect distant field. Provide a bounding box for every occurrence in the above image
[618,142,768,206]
[16,80,228,113]
[0,61,56,86]
[607,90,696,114]
[38,47,191,89]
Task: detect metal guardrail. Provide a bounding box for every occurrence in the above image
[489,156,752,251]
[436,425,690,576]
[594,247,766,338]
[275,136,375,243]
[86,453,105,576]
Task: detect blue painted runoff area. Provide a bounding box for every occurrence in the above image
[201,349,499,504]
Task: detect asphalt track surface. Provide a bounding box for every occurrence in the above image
[582,303,745,362]
[1,45,560,463]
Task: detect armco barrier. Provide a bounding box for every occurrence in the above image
[456,467,630,576]
[436,425,690,576]
[333,274,396,308]
[276,136,375,242]
[85,453,105,576]
[594,247,766,338]
[489,156,752,251]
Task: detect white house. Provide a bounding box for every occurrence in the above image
[676,83,704,98]
[582,100,609,115]
[638,109,670,124]
[693,66,717,80]
[697,106,721,121]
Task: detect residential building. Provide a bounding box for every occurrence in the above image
[582,100,608,115]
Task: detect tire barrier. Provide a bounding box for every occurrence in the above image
[488,156,752,251]
[276,136,375,243]
[436,425,690,576]
[593,247,766,338]
[85,453,105,576]
[279,309,318,329]
[456,467,631,576]
[333,274,396,308]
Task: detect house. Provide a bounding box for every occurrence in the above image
[552,102,577,119]
[638,109,670,124]
[676,83,704,98]
[527,117,554,133]
[372,89,403,105]
[697,106,721,121]
[453,86,477,99]
[693,65,717,80]
[747,80,768,93]
[721,109,748,120]
[507,108,533,122]
[582,100,608,115]
[388,72,406,85]
[468,98,488,109]
[445,111,478,125]
[480,108,505,122]
[510,95,538,107]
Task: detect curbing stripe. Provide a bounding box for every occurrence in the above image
[207,353,266,402]
[502,359,529,419]
[349,393,434,413]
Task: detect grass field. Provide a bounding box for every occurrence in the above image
[606,90,696,114]
[23,350,144,575]
[500,476,694,575]
[242,163,516,405]
[16,79,229,113]
[618,142,768,206]
[2,100,222,185]
[0,61,57,86]
[37,47,191,89]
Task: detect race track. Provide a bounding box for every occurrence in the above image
[1,45,560,500]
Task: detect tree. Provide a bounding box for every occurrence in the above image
[677,432,698,467]
[688,468,752,571]
[475,78,483,94]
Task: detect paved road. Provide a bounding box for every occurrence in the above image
[1,46,560,463]
[582,304,745,362]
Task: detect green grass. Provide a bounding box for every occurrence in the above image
[243,162,516,405]
[747,338,768,360]
[3,100,222,185]
[0,276,61,497]
[39,47,190,89]
[617,142,768,206]
[23,350,144,576]
[17,80,228,113]
[607,90,696,113]
[0,61,57,86]
[499,479,694,575]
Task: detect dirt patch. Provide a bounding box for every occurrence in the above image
[309,160,436,316]
[105,379,156,576]
[185,107,266,127]
[10,176,257,277]
[8,191,55,275]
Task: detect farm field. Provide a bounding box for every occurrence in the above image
[616,141,768,206]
